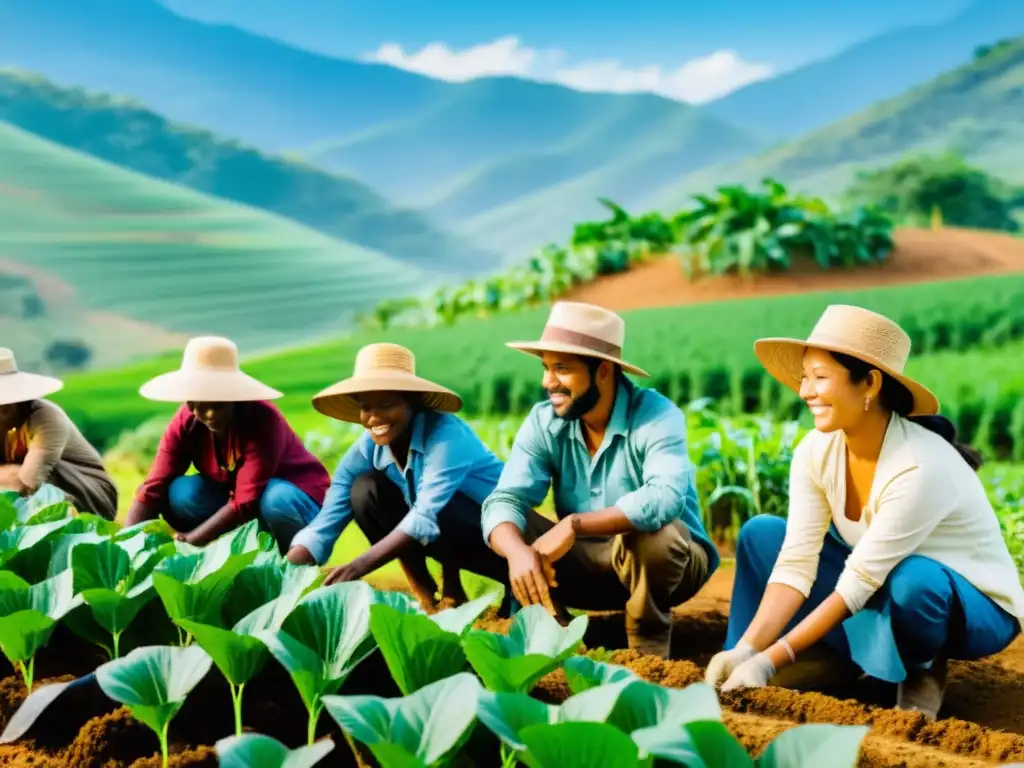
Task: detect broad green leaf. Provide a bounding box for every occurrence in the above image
[0,611,56,665]
[13,485,65,522]
[215,733,335,768]
[428,592,498,636]
[369,603,471,696]
[0,495,17,531]
[25,502,73,526]
[462,605,587,693]
[0,518,78,568]
[94,644,213,737]
[563,657,638,694]
[71,540,130,592]
[757,723,869,768]
[631,722,707,767]
[605,680,722,734]
[152,549,258,628]
[684,721,753,768]
[323,671,481,768]
[223,561,321,629]
[518,722,640,768]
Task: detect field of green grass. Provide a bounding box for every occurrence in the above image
[0,121,429,365]
[54,271,1024,455]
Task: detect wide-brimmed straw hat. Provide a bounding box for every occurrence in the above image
[753,304,939,417]
[0,349,63,406]
[312,343,462,423]
[505,301,649,377]
[139,336,282,403]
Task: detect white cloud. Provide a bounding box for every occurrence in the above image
[364,36,773,103]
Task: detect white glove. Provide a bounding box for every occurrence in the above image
[721,652,776,692]
[704,642,757,687]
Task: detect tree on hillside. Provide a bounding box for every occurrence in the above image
[844,153,1021,232]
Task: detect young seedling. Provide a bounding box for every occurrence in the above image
[94,644,214,768]
[323,671,482,768]
[0,569,83,691]
[369,591,497,695]
[462,604,588,693]
[255,581,380,745]
[215,733,335,768]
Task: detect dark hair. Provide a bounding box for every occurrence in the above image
[577,355,632,390]
[829,351,983,471]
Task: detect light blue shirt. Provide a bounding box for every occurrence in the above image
[480,380,719,573]
[290,409,504,565]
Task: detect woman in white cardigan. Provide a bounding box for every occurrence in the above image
[705,305,1024,721]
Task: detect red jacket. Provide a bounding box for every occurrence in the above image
[135,401,330,521]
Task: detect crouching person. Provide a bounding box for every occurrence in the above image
[481,302,719,659]
[0,348,118,519]
[285,343,512,613]
[124,337,331,550]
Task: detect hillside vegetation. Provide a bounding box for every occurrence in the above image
[656,35,1024,209]
[0,122,426,366]
[0,69,494,274]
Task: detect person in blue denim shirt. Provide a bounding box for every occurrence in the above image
[285,343,510,613]
[481,302,719,658]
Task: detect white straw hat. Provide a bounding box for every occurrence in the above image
[0,349,63,406]
[312,343,462,423]
[139,336,282,403]
[754,304,939,417]
[505,301,649,377]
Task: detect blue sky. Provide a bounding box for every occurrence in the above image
[160,0,975,102]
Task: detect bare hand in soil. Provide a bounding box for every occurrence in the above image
[323,563,362,586]
[704,642,757,687]
[532,518,576,564]
[507,545,558,616]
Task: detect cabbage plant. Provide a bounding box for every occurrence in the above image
[214,732,335,767]
[323,671,481,768]
[94,644,213,768]
[462,605,588,693]
[0,569,83,690]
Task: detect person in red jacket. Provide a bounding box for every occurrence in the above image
[124,336,330,551]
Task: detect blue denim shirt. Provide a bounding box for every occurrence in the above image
[480,381,718,573]
[290,409,504,564]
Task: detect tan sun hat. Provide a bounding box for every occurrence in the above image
[312,343,462,423]
[0,348,63,406]
[753,304,939,417]
[139,336,283,403]
[505,301,649,377]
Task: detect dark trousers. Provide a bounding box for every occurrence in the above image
[350,471,512,613]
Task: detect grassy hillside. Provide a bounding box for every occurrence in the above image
[704,0,1024,139]
[654,36,1024,209]
[0,121,428,366]
[53,272,1024,455]
[0,69,495,275]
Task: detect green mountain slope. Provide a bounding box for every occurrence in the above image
[0,69,496,275]
[0,121,429,364]
[652,37,1024,209]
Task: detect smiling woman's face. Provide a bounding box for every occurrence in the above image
[797,348,880,432]
[356,391,414,447]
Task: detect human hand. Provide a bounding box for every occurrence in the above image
[285,545,316,566]
[174,531,196,545]
[721,652,776,692]
[507,543,558,615]
[323,562,363,587]
[704,642,757,687]
[532,516,576,564]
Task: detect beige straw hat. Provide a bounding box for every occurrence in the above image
[139,336,282,403]
[0,349,63,406]
[312,343,462,423]
[505,301,650,377]
[753,304,939,417]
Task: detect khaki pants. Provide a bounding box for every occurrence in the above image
[522,510,710,659]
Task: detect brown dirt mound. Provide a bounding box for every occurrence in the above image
[565,227,1024,312]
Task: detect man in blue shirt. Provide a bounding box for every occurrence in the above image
[482,301,719,658]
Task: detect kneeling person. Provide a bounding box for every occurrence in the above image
[482,302,719,658]
[286,343,510,612]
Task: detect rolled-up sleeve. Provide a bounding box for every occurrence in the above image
[17,408,69,492]
[835,466,955,614]
[612,402,689,531]
[480,409,552,545]
[289,434,374,565]
[767,437,832,598]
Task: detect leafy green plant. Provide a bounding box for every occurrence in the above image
[94,644,213,768]
[0,570,83,691]
[462,605,588,693]
[682,720,869,767]
[369,591,496,695]
[256,581,381,744]
[323,671,481,768]
[214,732,335,768]
[562,656,638,692]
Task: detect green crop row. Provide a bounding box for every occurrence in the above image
[56,272,1024,454]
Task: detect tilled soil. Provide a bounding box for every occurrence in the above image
[1,566,1022,766]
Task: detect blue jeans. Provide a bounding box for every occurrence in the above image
[167,475,320,552]
[726,514,1020,682]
